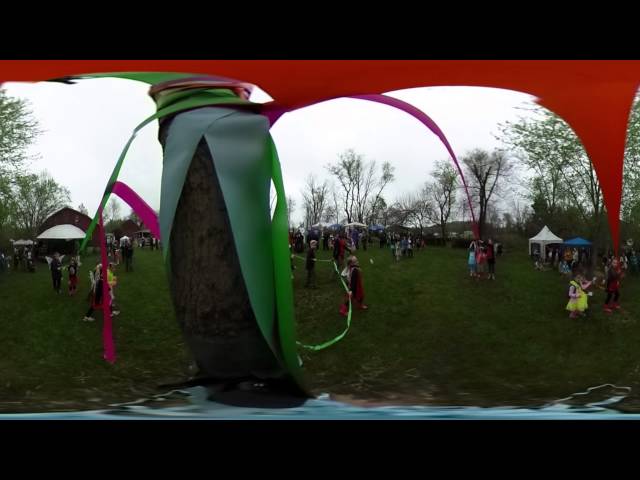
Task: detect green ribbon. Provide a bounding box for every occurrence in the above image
[295,260,353,352]
[77,75,308,393]
[79,89,256,253]
[268,137,308,386]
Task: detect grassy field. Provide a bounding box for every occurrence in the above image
[2,242,640,412]
[293,243,640,408]
[0,249,192,412]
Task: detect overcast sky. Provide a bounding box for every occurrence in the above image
[4,79,539,225]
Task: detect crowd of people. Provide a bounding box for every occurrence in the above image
[528,241,633,318]
[0,233,160,323]
[292,228,372,317]
[467,239,499,280]
[533,246,592,274]
[0,246,37,273]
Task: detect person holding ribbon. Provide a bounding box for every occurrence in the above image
[339,256,367,316]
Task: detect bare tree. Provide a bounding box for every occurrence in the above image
[77,203,89,216]
[462,149,513,239]
[286,196,295,228]
[106,197,122,224]
[301,174,329,227]
[368,196,387,226]
[128,208,141,227]
[322,204,336,224]
[326,149,394,224]
[424,160,458,239]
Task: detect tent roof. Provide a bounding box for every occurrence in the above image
[37,224,86,240]
[564,237,592,246]
[529,226,563,243]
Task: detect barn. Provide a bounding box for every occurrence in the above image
[118,219,140,239]
[36,207,100,255]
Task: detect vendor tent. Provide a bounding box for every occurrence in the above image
[529,226,563,259]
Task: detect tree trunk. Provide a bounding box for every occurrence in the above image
[158,118,284,382]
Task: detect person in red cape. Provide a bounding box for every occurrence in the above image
[604,257,624,313]
[339,255,368,316]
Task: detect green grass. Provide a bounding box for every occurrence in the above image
[0,249,192,412]
[3,243,640,412]
[292,245,640,407]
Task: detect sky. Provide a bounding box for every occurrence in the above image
[4,78,540,225]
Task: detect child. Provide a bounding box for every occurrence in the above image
[305,240,318,288]
[604,258,623,313]
[566,274,595,318]
[67,257,79,296]
[476,243,487,279]
[468,242,477,277]
[107,263,119,315]
[83,264,119,322]
[339,255,367,316]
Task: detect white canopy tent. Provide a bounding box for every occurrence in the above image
[528,226,563,259]
[37,224,86,240]
[310,222,332,229]
[345,222,367,228]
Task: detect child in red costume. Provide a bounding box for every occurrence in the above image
[339,255,368,316]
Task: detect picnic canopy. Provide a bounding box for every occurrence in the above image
[529,226,563,259]
[564,237,592,247]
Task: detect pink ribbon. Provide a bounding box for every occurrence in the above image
[99,210,116,364]
[264,95,479,239]
[111,181,160,239]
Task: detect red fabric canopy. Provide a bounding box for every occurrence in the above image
[2,60,639,250]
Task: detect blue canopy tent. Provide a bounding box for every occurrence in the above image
[564,237,592,247]
[369,224,385,232]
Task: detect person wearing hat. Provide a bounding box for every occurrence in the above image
[305,239,318,288]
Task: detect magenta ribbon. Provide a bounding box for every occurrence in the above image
[263,95,479,239]
[96,181,160,364]
[111,181,160,239]
[98,210,116,364]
